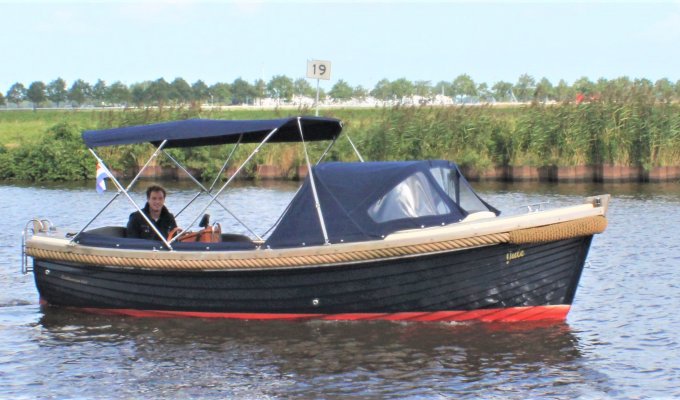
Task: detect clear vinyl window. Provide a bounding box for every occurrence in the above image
[430,167,489,213]
[368,172,450,223]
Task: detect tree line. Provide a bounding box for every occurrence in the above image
[2,74,680,110]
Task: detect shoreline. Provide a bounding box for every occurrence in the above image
[98,163,680,184]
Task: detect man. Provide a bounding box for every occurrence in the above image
[126,185,177,240]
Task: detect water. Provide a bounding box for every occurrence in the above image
[1,180,679,399]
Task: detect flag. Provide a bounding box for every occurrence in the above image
[96,163,109,193]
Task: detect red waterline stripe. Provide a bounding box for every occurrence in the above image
[64,305,570,322]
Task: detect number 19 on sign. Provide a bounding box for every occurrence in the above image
[306,60,331,80]
[307,60,331,116]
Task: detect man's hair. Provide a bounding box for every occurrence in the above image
[146,185,167,199]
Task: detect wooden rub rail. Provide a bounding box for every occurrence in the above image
[26,216,607,271]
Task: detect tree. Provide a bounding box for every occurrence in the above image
[370,79,391,101]
[391,78,414,102]
[147,78,172,106]
[316,88,327,102]
[413,80,432,97]
[514,74,536,102]
[6,82,27,107]
[353,85,369,101]
[534,77,554,103]
[26,81,47,110]
[170,78,192,104]
[433,81,452,97]
[477,82,491,102]
[594,77,608,96]
[0,91,5,106]
[67,79,91,107]
[329,79,353,101]
[451,74,477,100]
[554,79,574,102]
[253,79,266,105]
[607,76,632,102]
[107,81,131,106]
[191,80,210,103]
[572,76,595,98]
[130,82,151,107]
[491,81,513,102]
[91,79,108,105]
[267,75,294,102]
[293,78,314,97]
[47,78,67,107]
[654,78,674,103]
[232,78,256,105]
[209,82,231,104]
[632,78,654,102]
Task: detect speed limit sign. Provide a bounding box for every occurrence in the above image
[306,60,331,80]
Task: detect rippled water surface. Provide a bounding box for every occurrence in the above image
[1,180,679,399]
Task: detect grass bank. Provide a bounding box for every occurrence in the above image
[1,102,679,182]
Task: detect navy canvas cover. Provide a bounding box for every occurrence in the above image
[265,160,499,249]
[82,117,342,148]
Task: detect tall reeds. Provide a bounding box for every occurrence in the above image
[343,101,680,173]
[2,101,680,182]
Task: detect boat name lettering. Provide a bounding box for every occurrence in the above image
[506,250,525,264]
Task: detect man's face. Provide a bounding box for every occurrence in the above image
[148,190,165,213]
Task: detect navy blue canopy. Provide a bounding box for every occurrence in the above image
[265,160,499,249]
[82,117,343,148]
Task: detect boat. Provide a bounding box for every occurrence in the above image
[22,116,609,323]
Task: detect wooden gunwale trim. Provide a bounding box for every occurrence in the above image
[27,202,605,260]
[27,232,511,270]
[26,212,607,271]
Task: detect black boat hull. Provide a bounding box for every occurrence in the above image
[33,236,593,322]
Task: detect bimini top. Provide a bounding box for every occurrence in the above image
[265,160,500,249]
[82,116,343,148]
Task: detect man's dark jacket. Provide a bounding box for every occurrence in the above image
[126,203,177,240]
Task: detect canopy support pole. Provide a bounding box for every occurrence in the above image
[68,161,120,242]
[173,134,244,219]
[173,135,243,219]
[298,117,330,245]
[126,140,169,194]
[73,141,173,250]
[208,134,242,193]
[261,136,339,239]
[168,127,281,245]
[316,137,337,165]
[345,133,364,162]
[162,149,262,241]
[174,192,203,220]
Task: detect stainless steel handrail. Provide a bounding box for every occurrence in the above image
[21,219,44,274]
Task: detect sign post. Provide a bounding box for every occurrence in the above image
[306,60,331,116]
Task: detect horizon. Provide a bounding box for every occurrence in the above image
[2,72,677,98]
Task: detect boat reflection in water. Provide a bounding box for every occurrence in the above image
[37,308,600,398]
[23,117,609,323]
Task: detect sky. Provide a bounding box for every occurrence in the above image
[2,0,680,93]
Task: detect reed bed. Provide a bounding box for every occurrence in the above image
[1,100,680,182]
